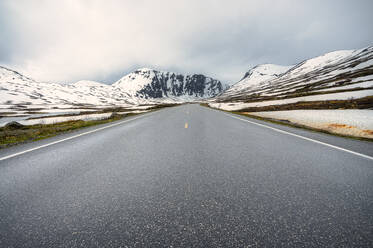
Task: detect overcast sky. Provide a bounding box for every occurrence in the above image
[0,0,372,84]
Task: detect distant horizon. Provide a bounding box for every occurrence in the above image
[2,43,371,86]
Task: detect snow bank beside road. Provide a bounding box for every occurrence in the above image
[0,113,114,127]
[247,110,373,139]
[209,89,373,111]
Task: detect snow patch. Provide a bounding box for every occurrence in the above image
[248,109,373,138]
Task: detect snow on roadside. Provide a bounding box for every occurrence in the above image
[36,108,97,113]
[209,89,373,111]
[247,109,373,139]
[0,113,113,127]
[116,110,149,114]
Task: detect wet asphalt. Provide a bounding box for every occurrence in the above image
[0,104,372,247]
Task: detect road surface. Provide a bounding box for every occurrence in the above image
[0,104,372,247]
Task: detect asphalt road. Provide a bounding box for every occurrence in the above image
[0,104,372,247]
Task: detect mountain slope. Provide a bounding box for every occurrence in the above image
[0,66,226,106]
[222,64,293,95]
[113,68,227,100]
[0,66,135,106]
[214,46,373,107]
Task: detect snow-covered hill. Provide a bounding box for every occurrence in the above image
[0,66,226,106]
[2,45,371,111]
[0,66,136,106]
[72,80,109,88]
[212,45,373,110]
[113,68,227,100]
[222,64,293,95]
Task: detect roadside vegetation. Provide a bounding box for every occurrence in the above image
[237,96,373,112]
[220,87,373,103]
[0,103,180,149]
[0,114,126,148]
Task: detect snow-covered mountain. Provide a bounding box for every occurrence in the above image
[0,67,226,106]
[222,64,293,95]
[2,45,371,110]
[215,46,373,104]
[113,68,227,100]
[0,66,135,106]
[72,80,109,88]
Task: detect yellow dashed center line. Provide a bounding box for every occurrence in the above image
[185,123,188,128]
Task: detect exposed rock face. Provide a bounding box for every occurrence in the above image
[113,68,227,100]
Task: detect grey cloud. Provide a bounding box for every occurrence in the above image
[0,0,372,84]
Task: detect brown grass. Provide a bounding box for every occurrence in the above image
[363,130,373,135]
[328,123,355,129]
[237,96,373,112]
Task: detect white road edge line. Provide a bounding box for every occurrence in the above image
[0,112,154,162]
[221,111,373,161]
